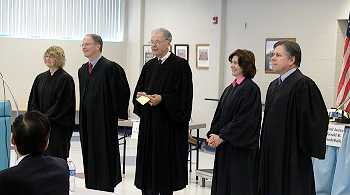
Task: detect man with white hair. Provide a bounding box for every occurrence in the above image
[133,28,193,195]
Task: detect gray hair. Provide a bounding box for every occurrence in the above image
[85,34,103,52]
[152,28,172,42]
[274,40,301,67]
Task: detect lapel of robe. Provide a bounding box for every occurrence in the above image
[81,62,89,102]
[267,70,302,110]
[81,56,105,102]
[90,56,105,75]
[280,69,303,90]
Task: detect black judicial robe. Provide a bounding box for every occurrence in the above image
[258,69,329,195]
[207,78,262,195]
[133,53,193,192]
[78,56,130,192]
[28,68,75,159]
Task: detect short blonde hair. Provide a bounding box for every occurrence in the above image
[43,46,66,68]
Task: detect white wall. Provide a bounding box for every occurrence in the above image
[142,0,224,131]
[1,0,350,128]
[141,0,350,129]
[223,0,350,107]
[124,0,145,116]
[0,37,126,110]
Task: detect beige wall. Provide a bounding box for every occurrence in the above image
[223,0,350,107]
[1,0,350,129]
[142,0,224,130]
[0,37,126,110]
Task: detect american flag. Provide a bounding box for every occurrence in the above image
[336,13,350,112]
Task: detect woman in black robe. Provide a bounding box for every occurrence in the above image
[28,46,75,160]
[207,49,262,195]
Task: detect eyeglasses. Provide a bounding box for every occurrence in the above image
[149,39,169,46]
[81,43,95,48]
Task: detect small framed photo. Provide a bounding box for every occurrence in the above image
[265,38,296,73]
[196,44,210,69]
[174,44,189,61]
[143,44,154,64]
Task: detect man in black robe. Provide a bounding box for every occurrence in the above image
[258,40,329,195]
[78,34,130,192]
[28,46,75,160]
[133,28,193,195]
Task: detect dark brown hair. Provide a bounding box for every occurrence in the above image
[274,40,301,67]
[228,49,256,78]
[12,111,51,155]
[86,34,103,52]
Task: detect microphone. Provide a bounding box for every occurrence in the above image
[335,95,350,112]
[0,72,19,117]
[0,72,21,164]
[333,95,350,123]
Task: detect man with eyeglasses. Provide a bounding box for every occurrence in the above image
[78,34,130,192]
[133,28,193,195]
[258,40,328,195]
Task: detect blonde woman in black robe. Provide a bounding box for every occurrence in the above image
[28,46,75,160]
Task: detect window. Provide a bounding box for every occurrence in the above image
[0,0,124,42]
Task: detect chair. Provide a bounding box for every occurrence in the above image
[0,100,11,171]
[118,126,131,175]
[188,129,205,172]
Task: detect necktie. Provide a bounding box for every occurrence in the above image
[278,77,282,85]
[88,63,93,75]
[158,59,162,64]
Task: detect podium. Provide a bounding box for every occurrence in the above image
[0,100,11,171]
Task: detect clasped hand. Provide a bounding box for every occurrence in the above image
[206,134,223,148]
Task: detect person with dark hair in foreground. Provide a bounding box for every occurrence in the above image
[0,111,69,195]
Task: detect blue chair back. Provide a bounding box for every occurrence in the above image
[0,100,11,171]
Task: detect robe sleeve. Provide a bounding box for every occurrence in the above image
[27,76,40,111]
[108,63,130,120]
[161,60,193,124]
[132,65,146,117]
[45,75,76,127]
[78,67,84,97]
[207,107,222,138]
[207,88,227,138]
[219,83,262,148]
[295,78,329,159]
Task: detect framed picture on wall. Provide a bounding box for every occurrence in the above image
[174,44,189,61]
[265,38,296,73]
[196,44,210,69]
[143,44,154,64]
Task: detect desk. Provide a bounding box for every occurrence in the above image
[118,120,206,177]
[188,123,206,175]
[312,124,350,195]
[117,119,134,175]
[71,187,113,194]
